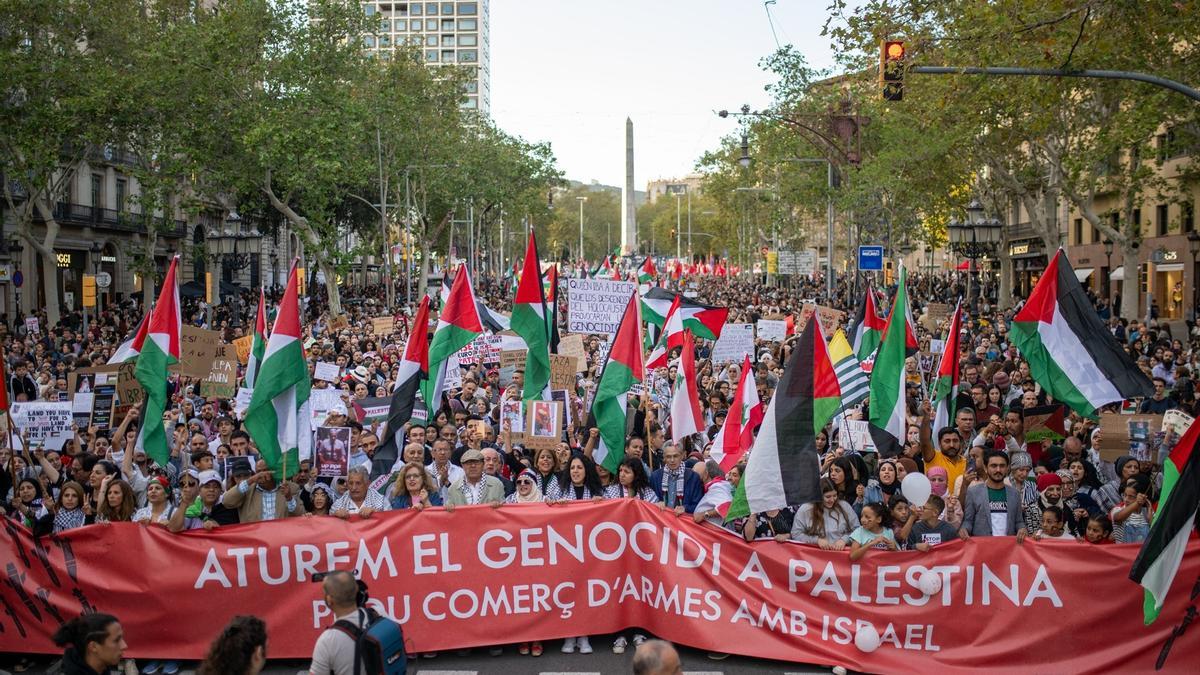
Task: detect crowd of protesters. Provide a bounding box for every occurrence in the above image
[2,261,1188,670]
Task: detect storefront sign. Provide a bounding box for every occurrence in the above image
[1009,243,1030,256]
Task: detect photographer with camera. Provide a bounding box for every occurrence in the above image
[309,571,405,675]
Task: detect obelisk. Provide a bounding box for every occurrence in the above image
[621,117,637,254]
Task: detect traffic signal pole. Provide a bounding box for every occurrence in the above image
[908,66,1200,103]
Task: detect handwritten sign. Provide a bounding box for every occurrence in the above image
[314,361,341,383]
[711,323,755,364]
[116,361,144,408]
[178,326,222,378]
[795,304,846,335]
[756,319,787,342]
[328,315,350,332]
[200,355,238,399]
[550,354,577,391]
[370,316,395,335]
[232,335,254,365]
[566,278,637,336]
[24,317,39,334]
[499,350,527,388]
[11,401,74,450]
[557,333,587,371]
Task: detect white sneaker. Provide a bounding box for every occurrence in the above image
[561,637,576,653]
[612,636,628,654]
[578,637,593,654]
[633,633,648,647]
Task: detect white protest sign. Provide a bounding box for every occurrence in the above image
[838,418,876,453]
[309,388,345,430]
[756,319,788,342]
[711,323,755,363]
[442,354,463,390]
[12,401,74,450]
[314,361,341,383]
[24,317,39,334]
[930,339,946,355]
[566,278,637,336]
[234,388,254,418]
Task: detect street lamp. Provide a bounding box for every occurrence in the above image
[947,200,1002,306]
[674,192,682,259]
[88,241,102,330]
[576,196,587,262]
[1103,238,1114,304]
[1187,233,1200,317]
[9,238,21,314]
[738,134,751,168]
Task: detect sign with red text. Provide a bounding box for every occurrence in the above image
[1,502,1198,673]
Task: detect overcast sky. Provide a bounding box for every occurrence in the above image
[490,0,843,188]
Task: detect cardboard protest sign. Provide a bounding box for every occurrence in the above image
[549,354,577,391]
[1098,413,1162,463]
[116,361,144,409]
[524,399,562,449]
[837,418,876,453]
[711,323,755,363]
[234,388,253,418]
[370,316,395,335]
[556,333,587,372]
[499,349,527,388]
[795,304,846,335]
[232,335,254,365]
[11,401,74,450]
[566,278,637,335]
[925,302,953,327]
[200,354,238,399]
[314,426,351,478]
[313,361,341,383]
[328,315,350,332]
[499,399,524,439]
[756,319,787,342]
[177,326,222,378]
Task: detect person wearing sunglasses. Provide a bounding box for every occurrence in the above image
[503,469,544,505]
[389,462,442,510]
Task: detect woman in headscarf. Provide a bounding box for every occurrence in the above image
[1024,472,1076,536]
[8,476,47,529]
[868,458,901,506]
[503,469,544,504]
[924,465,963,527]
[1056,468,1096,534]
[307,483,336,517]
[1096,455,1141,513]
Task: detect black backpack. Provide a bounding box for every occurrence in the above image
[330,607,407,675]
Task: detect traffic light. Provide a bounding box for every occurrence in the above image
[880,39,906,101]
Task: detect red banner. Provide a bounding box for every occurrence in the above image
[2,501,1199,673]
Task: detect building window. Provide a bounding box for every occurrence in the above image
[1133,207,1141,235]
[457,17,476,29]
[458,2,477,15]
[411,21,421,31]
[425,35,437,46]
[380,35,391,47]
[115,178,126,212]
[458,33,476,46]
[461,96,478,109]
[410,3,422,15]
[396,19,406,30]
[1070,218,1081,245]
[458,49,477,63]
[441,49,454,62]
[1185,202,1196,233]
[363,35,376,47]
[365,4,376,15]
[426,18,436,30]
[426,2,437,14]
[425,49,438,62]
[395,3,407,17]
[441,18,454,30]
[441,34,454,46]
[1157,204,1169,236]
[464,80,477,93]
[91,173,103,209]
[442,2,454,14]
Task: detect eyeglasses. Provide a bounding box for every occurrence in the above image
[516,479,534,486]
[180,481,199,488]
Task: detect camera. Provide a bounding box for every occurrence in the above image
[312,570,370,608]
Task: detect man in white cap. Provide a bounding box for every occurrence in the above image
[445,449,505,506]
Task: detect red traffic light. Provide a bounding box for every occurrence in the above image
[880,39,906,101]
[884,41,905,61]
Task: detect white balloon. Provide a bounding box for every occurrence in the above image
[854,623,881,653]
[918,569,943,596]
[901,472,932,507]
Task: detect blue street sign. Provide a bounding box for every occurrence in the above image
[12,270,23,288]
[858,246,885,271]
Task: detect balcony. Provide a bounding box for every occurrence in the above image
[1004,220,1042,241]
[34,201,187,238]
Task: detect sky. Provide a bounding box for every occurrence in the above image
[490,0,845,188]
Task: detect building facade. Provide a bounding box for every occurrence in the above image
[360,1,491,114]
[646,174,704,205]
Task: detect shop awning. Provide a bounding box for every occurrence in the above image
[1110,266,1125,281]
[1074,268,1094,282]
[1156,263,1184,272]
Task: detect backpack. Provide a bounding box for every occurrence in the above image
[331,608,407,675]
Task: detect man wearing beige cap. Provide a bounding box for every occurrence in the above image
[445,449,505,506]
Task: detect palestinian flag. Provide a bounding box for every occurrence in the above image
[641,287,729,340]
[422,265,484,412]
[106,312,149,364]
[931,301,963,433]
[645,295,683,371]
[695,477,734,522]
[1130,415,1200,624]
[867,263,909,457]
[850,285,887,365]
[245,261,311,478]
[244,287,268,389]
[476,299,510,333]
[669,331,704,444]
[545,264,561,352]
[372,295,432,477]
[1011,249,1152,415]
[727,316,839,520]
[709,355,764,472]
[439,266,452,307]
[512,232,552,401]
[591,255,614,279]
[829,329,869,408]
[133,256,181,467]
[588,290,643,475]
[639,257,657,284]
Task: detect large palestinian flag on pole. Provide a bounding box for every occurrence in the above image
[107,312,149,365]
[133,256,181,467]
[512,232,551,401]
[589,290,644,475]
[373,295,432,475]
[1011,249,1153,415]
[708,355,764,472]
[931,301,964,432]
[1130,413,1200,624]
[726,316,840,520]
[546,264,561,352]
[244,260,310,478]
[640,287,728,340]
[868,263,909,457]
[422,265,484,412]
